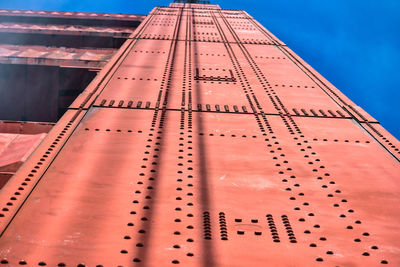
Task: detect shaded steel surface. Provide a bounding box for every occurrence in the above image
[0,9,146,24]
[0,3,399,266]
[0,45,115,68]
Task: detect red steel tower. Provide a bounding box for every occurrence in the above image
[0,1,399,266]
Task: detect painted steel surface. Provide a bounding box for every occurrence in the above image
[0,45,115,68]
[0,9,146,23]
[0,3,399,266]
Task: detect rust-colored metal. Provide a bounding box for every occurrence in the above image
[0,120,53,189]
[0,45,115,68]
[0,2,399,267]
[0,132,46,189]
[0,120,54,135]
[0,8,146,22]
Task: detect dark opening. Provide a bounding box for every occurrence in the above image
[0,15,143,28]
[0,64,97,122]
[0,32,128,49]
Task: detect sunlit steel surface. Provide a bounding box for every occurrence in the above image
[0,2,399,266]
[0,121,54,189]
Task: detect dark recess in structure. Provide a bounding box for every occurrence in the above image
[0,64,97,123]
[0,11,143,124]
[0,32,128,49]
[0,15,143,28]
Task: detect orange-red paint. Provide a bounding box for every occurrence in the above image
[0,2,399,266]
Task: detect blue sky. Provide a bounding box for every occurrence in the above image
[0,0,399,139]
